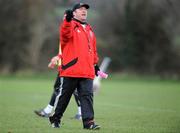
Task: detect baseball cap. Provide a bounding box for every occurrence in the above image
[72,3,90,11]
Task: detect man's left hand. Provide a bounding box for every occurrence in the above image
[94,65,100,76]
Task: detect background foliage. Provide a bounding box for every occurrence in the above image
[0,0,180,78]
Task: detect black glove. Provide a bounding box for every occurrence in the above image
[65,9,73,22]
[94,65,100,76]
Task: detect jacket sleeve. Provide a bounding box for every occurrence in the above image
[93,37,99,64]
[60,20,73,44]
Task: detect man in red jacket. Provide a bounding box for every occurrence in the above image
[49,3,100,130]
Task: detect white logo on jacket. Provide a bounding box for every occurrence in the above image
[76,29,81,33]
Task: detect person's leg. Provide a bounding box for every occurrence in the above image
[78,78,94,121]
[49,77,78,128]
[34,74,61,117]
[73,89,82,120]
[48,74,62,106]
[78,78,100,130]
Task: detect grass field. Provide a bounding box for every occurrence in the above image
[0,73,180,133]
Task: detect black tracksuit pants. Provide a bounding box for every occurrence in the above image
[53,77,94,124]
[49,75,81,107]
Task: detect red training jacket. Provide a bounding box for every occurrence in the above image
[58,19,99,79]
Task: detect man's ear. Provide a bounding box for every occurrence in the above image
[73,11,75,16]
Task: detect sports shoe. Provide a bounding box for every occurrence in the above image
[74,114,82,120]
[49,115,61,128]
[84,121,100,130]
[34,109,51,118]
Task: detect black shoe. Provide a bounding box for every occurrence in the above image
[84,121,100,130]
[49,115,60,128]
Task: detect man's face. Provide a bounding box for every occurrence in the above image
[73,6,88,22]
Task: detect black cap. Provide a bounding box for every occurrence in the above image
[72,3,90,11]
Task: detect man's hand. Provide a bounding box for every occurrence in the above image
[94,65,100,76]
[48,55,62,69]
[65,9,73,22]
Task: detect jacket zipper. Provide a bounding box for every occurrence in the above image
[82,25,92,53]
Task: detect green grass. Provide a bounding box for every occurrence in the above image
[0,74,180,133]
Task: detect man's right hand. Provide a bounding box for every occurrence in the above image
[65,9,73,22]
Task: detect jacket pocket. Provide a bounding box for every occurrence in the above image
[61,57,78,70]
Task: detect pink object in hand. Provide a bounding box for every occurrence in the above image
[97,71,108,79]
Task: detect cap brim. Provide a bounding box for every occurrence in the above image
[80,4,89,9]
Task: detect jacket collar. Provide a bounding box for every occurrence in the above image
[73,18,88,25]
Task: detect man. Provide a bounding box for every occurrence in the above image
[34,10,82,120]
[49,3,100,130]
